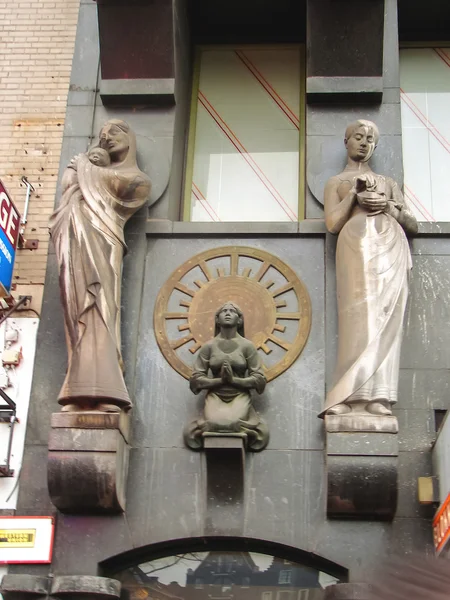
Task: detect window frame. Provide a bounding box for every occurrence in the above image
[182,43,306,223]
[399,40,450,223]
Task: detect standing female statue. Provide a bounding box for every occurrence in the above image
[49,120,151,412]
[321,120,418,417]
[184,302,269,451]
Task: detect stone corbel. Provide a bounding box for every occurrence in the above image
[325,415,398,519]
[94,0,175,106]
[0,575,121,600]
[306,0,385,103]
[47,412,130,513]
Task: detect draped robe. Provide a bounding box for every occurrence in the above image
[322,174,414,415]
[49,145,150,408]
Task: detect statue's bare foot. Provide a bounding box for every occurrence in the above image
[326,403,351,415]
[97,403,121,413]
[366,401,392,416]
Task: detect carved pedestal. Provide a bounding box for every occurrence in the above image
[0,574,121,599]
[204,433,245,534]
[48,412,130,513]
[325,415,398,520]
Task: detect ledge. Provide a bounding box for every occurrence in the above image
[145,220,328,236]
[307,76,383,103]
[99,78,175,106]
[416,222,450,236]
[145,220,450,238]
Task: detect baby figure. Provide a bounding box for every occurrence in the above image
[88,147,111,167]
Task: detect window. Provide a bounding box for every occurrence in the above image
[185,46,304,222]
[400,46,450,221]
[279,570,292,584]
[114,549,343,600]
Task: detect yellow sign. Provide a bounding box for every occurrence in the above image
[0,529,36,548]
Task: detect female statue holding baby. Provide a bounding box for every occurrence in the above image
[49,119,151,412]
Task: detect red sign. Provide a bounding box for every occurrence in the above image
[0,181,20,249]
[433,493,450,554]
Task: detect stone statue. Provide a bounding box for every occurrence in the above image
[321,120,418,418]
[184,302,269,451]
[49,120,151,412]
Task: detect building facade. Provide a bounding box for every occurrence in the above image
[1,0,450,598]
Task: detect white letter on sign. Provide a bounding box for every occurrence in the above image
[0,193,10,230]
[6,206,19,246]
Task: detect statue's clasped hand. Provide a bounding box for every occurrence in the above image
[221,360,234,385]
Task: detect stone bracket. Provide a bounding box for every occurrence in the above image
[325,416,398,520]
[47,412,130,514]
[204,433,246,534]
[306,0,385,104]
[99,77,175,106]
[95,0,175,106]
[307,77,383,103]
[0,574,121,600]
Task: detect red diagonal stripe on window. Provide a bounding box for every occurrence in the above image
[192,182,221,222]
[198,91,298,221]
[434,48,450,69]
[401,90,450,155]
[191,187,216,221]
[404,185,436,222]
[404,191,431,222]
[235,50,300,130]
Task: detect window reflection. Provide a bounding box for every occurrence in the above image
[400,47,450,222]
[188,47,302,223]
[118,551,340,600]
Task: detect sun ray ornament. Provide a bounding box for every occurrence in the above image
[154,246,312,384]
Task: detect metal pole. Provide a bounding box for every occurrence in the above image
[20,176,35,226]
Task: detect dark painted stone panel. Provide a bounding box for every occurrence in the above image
[23,252,66,447]
[394,409,435,452]
[132,237,325,452]
[243,450,325,549]
[402,255,450,370]
[307,0,384,78]
[398,369,450,411]
[51,514,133,576]
[125,447,205,549]
[307,104,401,137]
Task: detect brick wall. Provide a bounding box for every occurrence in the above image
[0,0,80,312]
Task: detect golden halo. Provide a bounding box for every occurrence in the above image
[154,246,311,381]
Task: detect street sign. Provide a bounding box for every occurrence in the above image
[0,180,20,297]
[0,517,54,563]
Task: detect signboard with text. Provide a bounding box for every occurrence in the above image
[0,517,54,563]
[0,180,20,297]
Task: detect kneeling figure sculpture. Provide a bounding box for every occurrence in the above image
[185,302,269,451]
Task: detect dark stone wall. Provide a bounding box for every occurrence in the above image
[10,0,446,587]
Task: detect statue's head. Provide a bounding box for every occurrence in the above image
[344,120,379,163]
[214,302,245,336]
[88,147,111,167]
[98,120,132,164]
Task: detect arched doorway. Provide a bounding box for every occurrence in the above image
[101,537,347,600]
